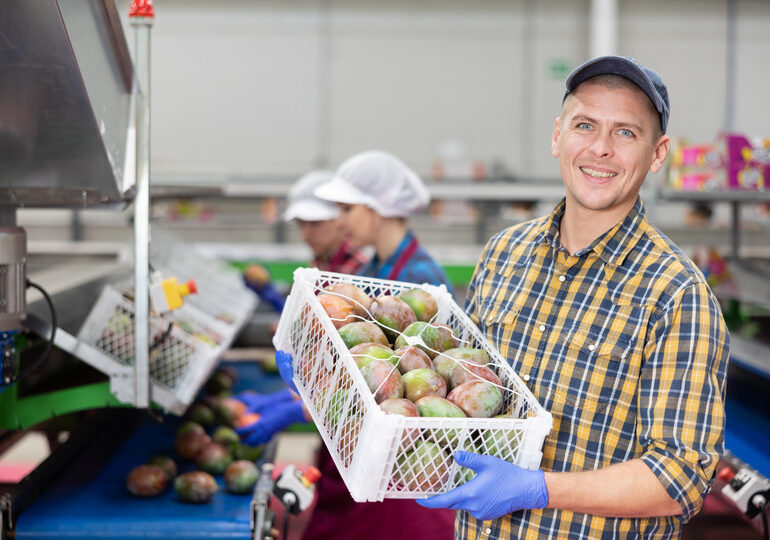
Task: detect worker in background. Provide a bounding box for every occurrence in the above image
[235,170,368,443]
[275,150,455,540]
[416,56,730,539]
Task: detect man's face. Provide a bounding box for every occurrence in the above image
[551,80,669,221]
[296,218,343,257]
[336,203,379,248]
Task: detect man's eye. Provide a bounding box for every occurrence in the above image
[618,128,634,137]
[577,122,592,130]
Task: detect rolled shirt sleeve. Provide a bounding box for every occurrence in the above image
[638,280,730,520]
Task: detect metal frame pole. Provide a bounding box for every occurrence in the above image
[129,0,154,408]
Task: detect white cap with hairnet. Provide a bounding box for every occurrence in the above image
[314,150,430,217]
[283,170,339,222]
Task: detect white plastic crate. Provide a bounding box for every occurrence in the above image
[273,268,553,502]
[77,286,222,414]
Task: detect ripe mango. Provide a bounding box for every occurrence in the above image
[186,402,215,428]
[393,346,432,374]
[396,441,450,492]
[394,322,444,359]
[447,380,503,418]
[126,464,168,497]
[174,429,211,460]
[449,362,502,390]
[398,288,438,322]
[369,295,417,342]
[349,342,398,369]
[224,460,259,494]
[323,283,372,319]
[402,368,447,402]
[360,359,404,403]
[318,293,356,329]
[145,455,177,481]
[216,398,248,427]
[433,347,488,382]
[195,441,233,475]
[173,471,219,503]
[338,321,388,349]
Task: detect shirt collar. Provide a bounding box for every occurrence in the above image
[540,197,647,266]
[369,230,416,275]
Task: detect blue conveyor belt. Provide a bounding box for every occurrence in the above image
[16,361,286,539]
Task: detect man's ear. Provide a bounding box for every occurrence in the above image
[551,117,561,158]
[649,135,670,174]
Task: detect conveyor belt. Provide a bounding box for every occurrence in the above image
[15,360,286,540]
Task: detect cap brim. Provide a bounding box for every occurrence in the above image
[314,176,374,207]
[565,56,664,117]
[283,200,339,222]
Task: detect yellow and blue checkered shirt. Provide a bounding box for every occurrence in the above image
[459,198,729,540]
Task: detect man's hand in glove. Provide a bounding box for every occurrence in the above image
[235,399,307,446]
[416,451,548,521]
[233,388,295,414]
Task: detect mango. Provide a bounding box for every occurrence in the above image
[480,416,519,460]
[324,388,350,432]
[393,346,432,374]
[433,347,488,382]
[174,430,211,460]
[369,295,417,342]
[145,455,177,481]
[402,368,447,402]
[224,460,259,494]
[318,293,356,329]
[396,441,450,492]
[195,441,233,475]
[360,359,404,403]
[338,321,389,349]
[187,402,215,428]
[447,380,503,418]
[205,368,235,395]
[398,288,438,322]
[414,396,467,418]
[432,323,460,350]
[349,342,398,369]
[216,398,248,427]
[176,420,205,438]
[212,425,240,447]
[379,397,420,417]
[449,362,502,390]
[323,283,372,319]
[126,464,168,497]
[174,471,219,503]
[394,322,444,359]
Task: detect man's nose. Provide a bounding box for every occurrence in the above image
[589,130,613,158]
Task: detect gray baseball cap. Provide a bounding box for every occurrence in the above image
[563,55,670,134]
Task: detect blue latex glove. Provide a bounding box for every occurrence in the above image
[235,399,306,446]
[243,276,286,312]
[416,451,548,521]
[275,350,297,393]
[233,388,295,413]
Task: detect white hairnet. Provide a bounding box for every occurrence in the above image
[314,150,430,217]
[283,170,339,222]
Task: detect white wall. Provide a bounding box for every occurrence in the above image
[116,0,770,181]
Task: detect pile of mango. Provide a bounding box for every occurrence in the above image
[125,368,260,502]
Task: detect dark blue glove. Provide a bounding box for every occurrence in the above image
[416,451,548,520]
[243,276,286,312]
[275,350,297,393]
[233,388,295,413]
[235,399,306,446]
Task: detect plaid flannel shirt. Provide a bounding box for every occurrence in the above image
[458,198,729,540]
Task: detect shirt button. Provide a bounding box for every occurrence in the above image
[588,344,596,351]
[487,314,494,324]
[559,275,566,282]
[522,374,530,382]
[538,324,546,332]
[485,528,492,535]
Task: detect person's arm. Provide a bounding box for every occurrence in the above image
[545,459,681,517]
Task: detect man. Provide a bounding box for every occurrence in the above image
[417,56,730,539]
